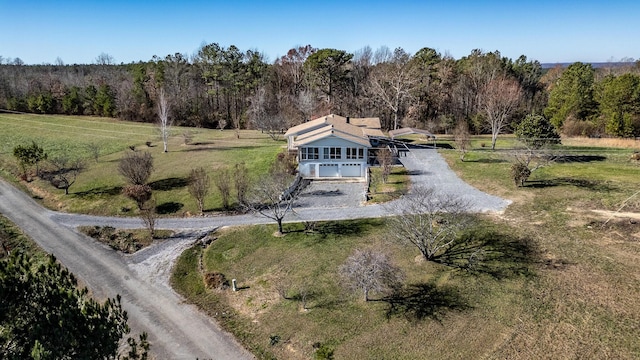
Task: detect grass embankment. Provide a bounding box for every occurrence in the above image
[367,166,409,202]
[0,214,45,260]
[174,137,640,359]
[0,114,284,216]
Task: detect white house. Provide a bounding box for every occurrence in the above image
[284,114,385,179]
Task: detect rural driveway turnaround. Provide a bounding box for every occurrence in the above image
[0,148,510,359]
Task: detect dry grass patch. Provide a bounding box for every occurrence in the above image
[562,136,640,149]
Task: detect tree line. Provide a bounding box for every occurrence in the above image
[1,45,640,136]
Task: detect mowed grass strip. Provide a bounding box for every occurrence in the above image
[367,166,409,203]
[0,114,284,215]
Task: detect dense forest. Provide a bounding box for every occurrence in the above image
[1,44,640,137]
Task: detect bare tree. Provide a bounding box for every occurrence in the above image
[294,90,316,123]
[86,143,101,162]
[479,76,523,150]
[376,148,394,183]
[157,88,172,153]
[387,186,472,262]
[217,118,227,131]
[188,167,210,214]
[368,47,415,130]
[244,171,305,235]
[95,52,115,65]
[118,151,154,185]
[140,200,157,238]
[247,87,286,140]
[295,281,313,311]
[213,167,232,210]
[453,120,471,161]
[510,141,558,187]
[233,163,250,206]
[339,249,404,301]
[47,155,85,195]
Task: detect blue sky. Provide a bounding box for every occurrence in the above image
[2,0,639,65]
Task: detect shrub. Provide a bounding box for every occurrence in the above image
[511,162,531,187]
[122,184,153,210]
[188,167,210,214]
[13,141,47,178]
[273,151,297,175]
[204,272,229,290]
[118,151,153,185]
[515,114,561,149]
[562,118,598,137]
[314,343,335,360]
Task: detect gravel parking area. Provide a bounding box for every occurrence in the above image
[295,181,367,209]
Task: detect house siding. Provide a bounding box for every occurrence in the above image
[298,136,368,179]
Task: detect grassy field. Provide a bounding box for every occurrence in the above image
[0,113,284,215]
[172,136,640,359]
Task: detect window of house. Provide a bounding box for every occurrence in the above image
[346,147,364,159]
[323,147,342,159]
[300,147,319,160]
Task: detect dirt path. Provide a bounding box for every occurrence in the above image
[0,180,253,360]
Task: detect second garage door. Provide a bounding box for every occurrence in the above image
[341,163,361,177]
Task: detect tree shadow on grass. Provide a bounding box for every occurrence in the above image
[434,228,539,279]
[74,185,123,199]
[525,177,616,191]
[316,219,378,238]
[182,145,274,152]
[464,158,508,164]
[156,202,184,214]
[381,283,469,322]
[190,141,216,146]
[553,155,606,163]
[149,177,189,191]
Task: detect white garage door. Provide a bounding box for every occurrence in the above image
[341,163,361,177]
[319,164,339,177]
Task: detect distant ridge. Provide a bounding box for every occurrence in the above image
[541,62,637,69]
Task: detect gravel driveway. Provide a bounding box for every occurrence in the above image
[397,148,511,212]
[295,181,367,209]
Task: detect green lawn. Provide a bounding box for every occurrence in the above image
[0,114,285,215]
[173,219,538,359]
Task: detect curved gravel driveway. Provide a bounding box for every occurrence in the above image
[52,149,510,229]
[0,148,509,359]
